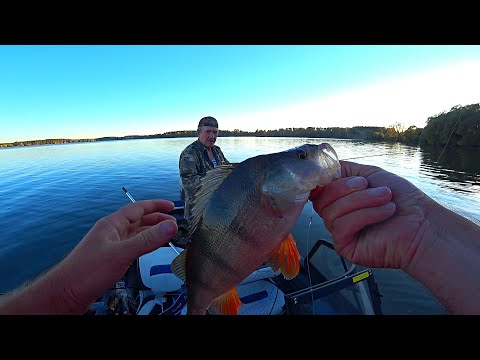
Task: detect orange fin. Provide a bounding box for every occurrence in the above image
[208,288,242,315]
[266,233,301,280]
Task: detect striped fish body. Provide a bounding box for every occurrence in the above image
[172,143,341,314]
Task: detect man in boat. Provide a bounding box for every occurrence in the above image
[178,116,229,225]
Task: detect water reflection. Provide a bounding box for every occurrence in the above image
[419,145,480,191]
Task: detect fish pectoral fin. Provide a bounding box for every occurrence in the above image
[208,288,242,315]
[260,192,284,218]
[171,249,187,282]
[266,233,301,280]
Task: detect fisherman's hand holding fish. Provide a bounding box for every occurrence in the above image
[310,160,480,315]
[310,160,400,268]
[171,143,341,315]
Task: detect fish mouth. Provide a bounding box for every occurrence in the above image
[293,191,310,204]
[318,143,338,161]
[315,143,342,185]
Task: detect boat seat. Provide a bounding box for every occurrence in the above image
[137,245,184,296]
[135,245,284,315]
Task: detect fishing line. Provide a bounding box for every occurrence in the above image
[435,109,464,165]
[340,153,391,161]
[305,204,316,314]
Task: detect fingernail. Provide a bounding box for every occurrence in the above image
[158,221,177,236]
[347,177,367,190]
[367,186,390,197]
[382,201,396,211]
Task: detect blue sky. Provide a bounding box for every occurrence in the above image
[1,45,479,143]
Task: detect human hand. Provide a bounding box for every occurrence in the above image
[310,160,429,270]
[55,200,178,313]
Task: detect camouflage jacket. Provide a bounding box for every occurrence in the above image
[179,139,229,222]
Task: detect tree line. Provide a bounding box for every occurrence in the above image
[1,103,478,148]
[419,103,479,147]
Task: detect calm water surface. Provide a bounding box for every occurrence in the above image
[1,137,479,315]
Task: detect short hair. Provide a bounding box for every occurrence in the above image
[197,116,218,131]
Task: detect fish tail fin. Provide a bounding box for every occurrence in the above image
[208,288,242,315]
[171,249,187,282]
[266,233,301,280]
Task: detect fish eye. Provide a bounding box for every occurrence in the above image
[297,150,307,159]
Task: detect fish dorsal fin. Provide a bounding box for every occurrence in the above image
[188,163,238,236]
[266,233,301,280]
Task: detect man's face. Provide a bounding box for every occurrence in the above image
[198,126,218,149]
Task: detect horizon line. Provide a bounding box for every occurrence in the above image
[0,124,417,145]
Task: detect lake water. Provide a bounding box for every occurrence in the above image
[1,137,479,315]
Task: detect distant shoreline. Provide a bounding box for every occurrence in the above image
[3,103,479,149]
[0,127,401,148]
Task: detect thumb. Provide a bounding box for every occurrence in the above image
[122,219,178,258]
[309,186,324,201]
